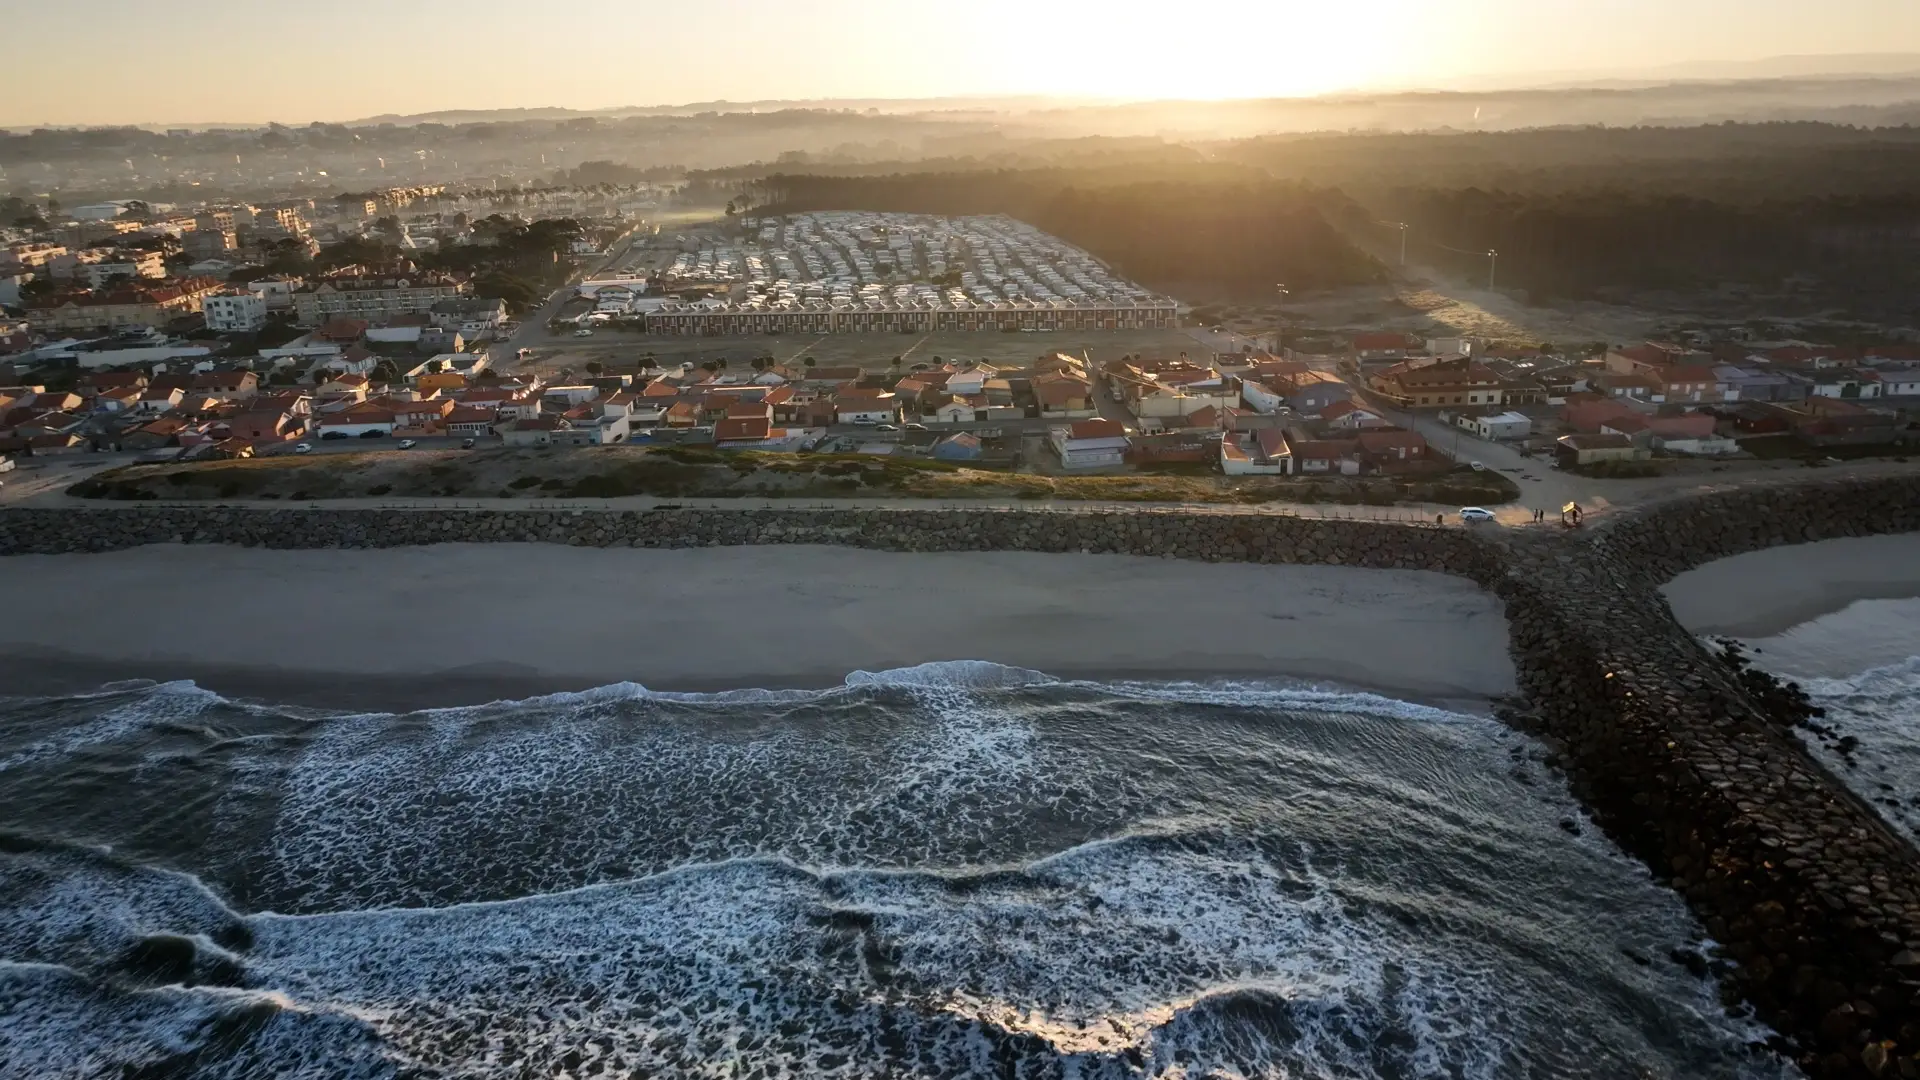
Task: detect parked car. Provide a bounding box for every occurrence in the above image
[1459,506,1496,523]
[461,438,476,449]
[320,431,348,440]
[293,443,313,455]
[1469,461,1487,472]
[875,423,899,432]
[397,439,417,450]
[358,430,387,439]
[904,422,928,431]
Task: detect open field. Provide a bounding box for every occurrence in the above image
[66,446,1521,507]
[518,328,1217,376]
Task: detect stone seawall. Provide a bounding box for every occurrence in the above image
[5,493,1920,1078]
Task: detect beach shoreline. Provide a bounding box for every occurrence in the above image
[1663,533,1920,639]
[0,543,1516,710]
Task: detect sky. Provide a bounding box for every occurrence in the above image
[2,0,1918,125]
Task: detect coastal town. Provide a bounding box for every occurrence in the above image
[3,196,1919,509]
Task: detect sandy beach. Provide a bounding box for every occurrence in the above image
[1663,533,1920,638]
[0,543,1515,708]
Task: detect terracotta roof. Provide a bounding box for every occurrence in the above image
[714,416,773,442]
[1655,366,1719,386]
[1066,418,1126,440]
[1356,430,1426,454]
[1035,378,1091,406]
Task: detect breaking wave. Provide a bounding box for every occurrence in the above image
[0,664,1794,1078]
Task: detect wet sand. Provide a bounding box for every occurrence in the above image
[1662,533,1920,638]
[0,543,1517,708]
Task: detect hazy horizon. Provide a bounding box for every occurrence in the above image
[2,0,1917,127]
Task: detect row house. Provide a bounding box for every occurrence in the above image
[1367,358,1504,409]
[25,277,223,331]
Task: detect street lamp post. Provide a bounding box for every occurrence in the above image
[1392,223,1409,266]
[1273,283,1289,354]
[1486,249,1499,290]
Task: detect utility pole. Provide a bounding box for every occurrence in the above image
[1376,221,1409,265]
[1273,283,1289,354]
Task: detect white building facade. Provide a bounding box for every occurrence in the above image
[203,292,269,333]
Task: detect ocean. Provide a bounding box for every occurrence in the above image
[0,663,1793,1078]
[1739,598,1920,847]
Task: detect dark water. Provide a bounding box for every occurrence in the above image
[1741,598,1920,845]
[0,662,1793,1078]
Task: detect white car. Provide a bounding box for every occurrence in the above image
[1459,507,1496,523]
[293,443,313,455]
[1469,461,1487,472]
[397,439,417,450]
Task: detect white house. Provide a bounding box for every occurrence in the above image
[500,415,629,446]
[314,405,396,438]
[835,389,899,424]
[540,384,601,407]
[944,366,998,397]
[1878,367,1920,397]
[1655,434,1741,456]
[248,278,300,311]
[203,292,268,333]
[1220,429,1292,475]
[1464,411,1533,441]
[932,397,978,424]
[1241,378,1286,414]
[1049,418,1130,470]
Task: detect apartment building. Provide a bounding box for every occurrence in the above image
[1368,357,1506,409]
[25,277,223,331]
[204,291,270,333]
[49,249,168,287]
[291,268,467,326]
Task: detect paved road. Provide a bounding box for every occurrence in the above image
[496,231,651,361]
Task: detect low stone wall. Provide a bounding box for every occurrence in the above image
[0,506,1497,575]
[5,490,1920,1077]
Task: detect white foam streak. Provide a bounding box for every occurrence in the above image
[0,680,219,774]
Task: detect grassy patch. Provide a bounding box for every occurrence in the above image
[1566,459,1665,478]
[65,444,1520,507]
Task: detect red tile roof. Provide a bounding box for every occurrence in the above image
[1067,418,1126,440]
[714,416,773,442]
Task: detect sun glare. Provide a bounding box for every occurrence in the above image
[966,2,1409,100]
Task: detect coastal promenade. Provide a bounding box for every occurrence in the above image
[7,477,1920,1078]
